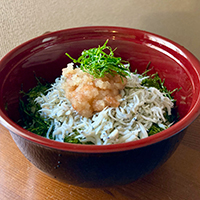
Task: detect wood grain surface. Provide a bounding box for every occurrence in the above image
[0,116,200,200]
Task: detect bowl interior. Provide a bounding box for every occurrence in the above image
[0,27,200,151]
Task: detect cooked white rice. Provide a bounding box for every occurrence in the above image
[35,72,174,145]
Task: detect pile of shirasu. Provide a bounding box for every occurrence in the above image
[35,72,174,145]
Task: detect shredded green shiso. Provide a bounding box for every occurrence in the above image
[18,77,52,138]
[18,42,180,144]
[65,40,130,80]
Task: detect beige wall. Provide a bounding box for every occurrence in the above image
[1,0,200,59]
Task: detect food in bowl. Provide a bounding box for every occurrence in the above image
[1,26,200,187]
[19,40,179,145]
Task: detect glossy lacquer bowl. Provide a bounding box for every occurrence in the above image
[0,26,200,188]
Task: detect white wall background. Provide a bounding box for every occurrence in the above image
[1,0,200,59]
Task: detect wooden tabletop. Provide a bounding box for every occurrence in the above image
[0,116,200,200]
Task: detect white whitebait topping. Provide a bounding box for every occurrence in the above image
[35,70,174,145]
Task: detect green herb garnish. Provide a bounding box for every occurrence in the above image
[141,71,181,101]
[64,130,94,144]
[18,77,51,137]
[65,40,130,79]
[148,123,164,136]
[64,131,82,144]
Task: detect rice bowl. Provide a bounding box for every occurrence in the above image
[0,26,200,187]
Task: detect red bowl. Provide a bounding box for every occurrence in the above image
[1,26,200,187]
